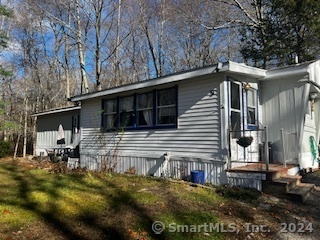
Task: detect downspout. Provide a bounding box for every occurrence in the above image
[298,83,311,166]
[241,82,246,160]
[226,78,231,168]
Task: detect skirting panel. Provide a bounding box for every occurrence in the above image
[79,154,227,185]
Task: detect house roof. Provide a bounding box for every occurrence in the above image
[31,105,81,117]
[261,59,320,93]
[70,61,267,102]
[261,60,319,80]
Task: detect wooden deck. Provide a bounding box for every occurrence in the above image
[227,163,315,202]
[227,163,298,174]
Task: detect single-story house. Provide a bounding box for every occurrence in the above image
[34,60,320,189]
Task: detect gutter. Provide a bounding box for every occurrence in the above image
[298,79,320,93]
[31,105,81,117]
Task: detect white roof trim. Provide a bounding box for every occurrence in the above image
[70,61,267,102]
[31,105,81,117]
[228,62,267,78]
[71,65,218,101]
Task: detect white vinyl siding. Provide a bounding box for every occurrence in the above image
[35,109,81,155]
[261,78,304,142]
[260,76,308,166]
[79,76,222,160]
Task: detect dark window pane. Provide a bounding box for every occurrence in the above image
[158,88,176,106]
[120,112,134,128]
[104,99,117,129]
[119,96,134,128]
[156,87,177,125]
[120,96,134,111]
[137,92,153,127]
[231,111,241,138]
[137,110,153,126]
[231,82,240,110]
[158,107,176,125]
[105,99,117,113]
[248,108,256,125]
[137,92,153,109]
[106,114,117,129]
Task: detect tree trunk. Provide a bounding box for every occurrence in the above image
[114,0,122,85]
[23,96,28,158]
[95,0,103,91]
[75,0,89,94]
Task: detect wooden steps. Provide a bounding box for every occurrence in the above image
[262,173,314,202]
[227,164,314,202]
[286,183,315,202]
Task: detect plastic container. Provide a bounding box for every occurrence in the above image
[191,170,205,184]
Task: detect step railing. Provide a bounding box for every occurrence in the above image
[228,126,269,170]
[280,129,298,168]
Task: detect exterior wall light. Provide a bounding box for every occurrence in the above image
[310,93,317,112]
[243,83,251,92]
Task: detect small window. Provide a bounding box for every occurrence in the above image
[231,82,240,110]
[247,89,257,126]
[230,82,241,138]
[104,99,117,129]
[157,88,176,125]
[119,96,134,128]
[231,111,241,138]
[137,92,153,126]
[71,115,80,143]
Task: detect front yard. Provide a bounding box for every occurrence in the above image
[0,158,319,240]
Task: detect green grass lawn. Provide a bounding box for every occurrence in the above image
[0,159,234,240]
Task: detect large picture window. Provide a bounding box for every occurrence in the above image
[102,86,177,130]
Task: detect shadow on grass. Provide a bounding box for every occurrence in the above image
[0,162,222,239]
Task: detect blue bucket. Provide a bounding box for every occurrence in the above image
[191,170,205,184]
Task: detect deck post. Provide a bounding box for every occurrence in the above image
[227,128,231,169]
[264,126,269,171]
[280,128,286,168]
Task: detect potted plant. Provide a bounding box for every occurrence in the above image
[236,136,253,148]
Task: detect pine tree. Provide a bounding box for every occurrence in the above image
[240,0,320,68]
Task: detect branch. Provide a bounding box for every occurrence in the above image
[198,20,256,31]
[214,0,259,26]
[34,2,78,35]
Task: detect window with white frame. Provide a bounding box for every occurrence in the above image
[71,115,80,143]
[230,81,241,138]
[247,88,257,127]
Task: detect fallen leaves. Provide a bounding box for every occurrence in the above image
[127,229,148,240]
